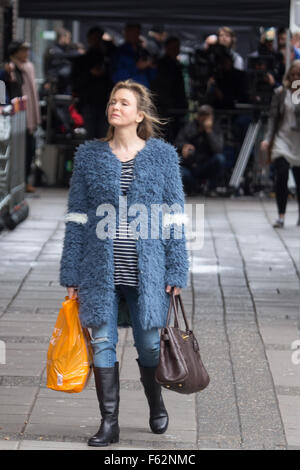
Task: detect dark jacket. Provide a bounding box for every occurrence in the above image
[71,46,113,107]
[174,119,224,168]
[206,68,248,109]
[3,65,23,100]
[112,42,156,88]
[44,42,80,94]
[151,55,188,115]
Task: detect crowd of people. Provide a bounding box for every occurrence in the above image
[0,23,300,224]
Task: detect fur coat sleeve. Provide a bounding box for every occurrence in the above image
[60,146,89,287]
[162,145,189,288]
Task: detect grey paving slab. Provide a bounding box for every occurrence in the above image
[0,313,58,323]
[191,319,242,448]
[0,320,54,337]
[277,395,300,447]
[259,321,299,347]
[0,439,19,449]
[0,346,46,378]
[0,386,38,405]
[225,323,287,449]
[265,350,300,388]
[17,439,149,450]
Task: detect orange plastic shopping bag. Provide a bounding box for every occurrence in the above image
[47,296,93,393]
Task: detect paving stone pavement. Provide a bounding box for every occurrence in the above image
[0,188,299,450]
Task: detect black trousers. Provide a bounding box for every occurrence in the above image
[273,156,300,214]
[25,130,36,183]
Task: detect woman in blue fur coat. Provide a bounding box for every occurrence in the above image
[60,79,189,446]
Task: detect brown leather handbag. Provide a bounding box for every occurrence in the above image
[155,289,210,394]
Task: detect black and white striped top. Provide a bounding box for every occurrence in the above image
[113,158,139,286]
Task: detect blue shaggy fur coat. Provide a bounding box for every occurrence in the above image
[59,137,189,330]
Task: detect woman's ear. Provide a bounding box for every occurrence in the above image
[136,112,144,124]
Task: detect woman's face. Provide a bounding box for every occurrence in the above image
[107,88,144,129]
[218,30,232,48]
[14,47,29,62]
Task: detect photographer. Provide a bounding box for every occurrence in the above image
[175,105,225,195]
[247,56,277,106]
[112,23,156,88]
[205,49,248,109]
[151,36,188,142]
[218,26,244,71]
[71,26,114,139]
[44,27,79,95]
[249,29,284,85]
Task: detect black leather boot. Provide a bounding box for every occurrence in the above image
[136,359,169,434]
[87,362,120,447]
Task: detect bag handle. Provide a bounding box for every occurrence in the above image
[166,287,179,328]
[165,288,191,332]
[175,292,191,332]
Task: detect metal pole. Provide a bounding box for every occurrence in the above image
[72,20,80,43]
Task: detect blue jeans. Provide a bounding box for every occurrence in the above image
[91,285,160,368]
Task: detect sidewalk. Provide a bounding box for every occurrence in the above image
[0,188,299,450]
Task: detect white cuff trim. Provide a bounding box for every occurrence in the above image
[163,213,189,227]
[65,212,88,225]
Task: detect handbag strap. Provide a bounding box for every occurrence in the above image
[176,292,191,332]
[165,288,191,332]
[166,287,179,328]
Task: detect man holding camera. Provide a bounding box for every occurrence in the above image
[175,105,225,195]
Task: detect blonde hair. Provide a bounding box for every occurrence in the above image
[283,59,300,88]
[101,79,166,142]
[218,26,237,49]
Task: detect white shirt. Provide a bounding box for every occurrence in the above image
[272,89,300,167]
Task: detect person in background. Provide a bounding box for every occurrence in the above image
[146,24,168,61]
[278,44,296,67]
[5,41,41,193]
[278,27,300,61]
[175,104,225,195]
[151,36,188,143]
[71,26,114,139]
[205,50,248,109]
[260,60,300,228]
[44,27,79,95]
[218,26,244,71]
[292,31,300,59]
[112,23,156,88]
[202,34,218,50]
[248,29,285,87]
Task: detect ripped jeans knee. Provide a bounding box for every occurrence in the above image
[91,324,118,368]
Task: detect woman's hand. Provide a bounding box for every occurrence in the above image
[260,140,271,166]
[260,140,269,153]
[166,285,181,296]
[182,144,195,159]
[67,287,78,300]
[4,62,15,73]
